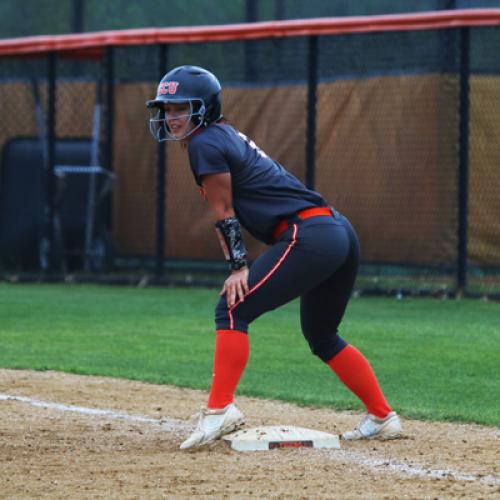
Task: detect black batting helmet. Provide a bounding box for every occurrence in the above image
[146,65,222,141]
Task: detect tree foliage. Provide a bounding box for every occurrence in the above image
[1,0,500,39]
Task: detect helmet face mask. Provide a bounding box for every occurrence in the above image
[147,65,222,142]
[148,99,206,141]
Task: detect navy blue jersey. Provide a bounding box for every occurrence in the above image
[188,123,328,243]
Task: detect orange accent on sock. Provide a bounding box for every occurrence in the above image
[207,329,249,409]
[327,345,392,418]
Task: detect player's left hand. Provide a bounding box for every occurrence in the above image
[221,267,249,307]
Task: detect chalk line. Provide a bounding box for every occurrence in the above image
[0,393,190,433]
[1,392,498,487]
[324,449,499,487]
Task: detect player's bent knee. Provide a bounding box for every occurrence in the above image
[307,334,347,362]
[214,297,250,333]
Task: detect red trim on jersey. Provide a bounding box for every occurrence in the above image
[228,223,298,330]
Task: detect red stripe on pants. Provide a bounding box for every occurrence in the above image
[228,224,298,329]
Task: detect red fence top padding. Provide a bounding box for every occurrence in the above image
[1,9,500,58]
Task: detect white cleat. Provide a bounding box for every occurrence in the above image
[342,411,402,441]
[180,403,245,450]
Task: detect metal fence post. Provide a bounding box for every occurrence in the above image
[306,35,318,190]
[457,27,470,294]
[244,0,258,82]
[103,46,114,243]
[155,44,168,278]
[104,47,114,174]
[71,0,84,33]
[45,51,57,272]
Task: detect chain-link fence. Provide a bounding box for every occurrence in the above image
[0,13,499,297]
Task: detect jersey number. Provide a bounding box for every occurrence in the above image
[237,132,269,159]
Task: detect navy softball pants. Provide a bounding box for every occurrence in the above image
[215,213,360,362]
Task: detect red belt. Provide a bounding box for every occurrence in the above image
[272,206,333,241]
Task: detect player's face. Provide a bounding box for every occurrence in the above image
[163,103,194,139]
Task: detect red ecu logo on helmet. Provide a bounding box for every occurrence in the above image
[157,81,179,95]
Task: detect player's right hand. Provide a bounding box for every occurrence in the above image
[220,267,249,307]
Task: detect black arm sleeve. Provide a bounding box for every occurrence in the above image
[215,217,248,271]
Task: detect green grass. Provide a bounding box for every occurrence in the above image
[0,283,499,426]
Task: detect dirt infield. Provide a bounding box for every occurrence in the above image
[0,369,498,499]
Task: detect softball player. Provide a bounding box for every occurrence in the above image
[147,65,402,449]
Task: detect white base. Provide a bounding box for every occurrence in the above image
[223,425,340,452]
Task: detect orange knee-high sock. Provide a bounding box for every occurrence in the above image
[327,345,392,418]
[207,329,249,409]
